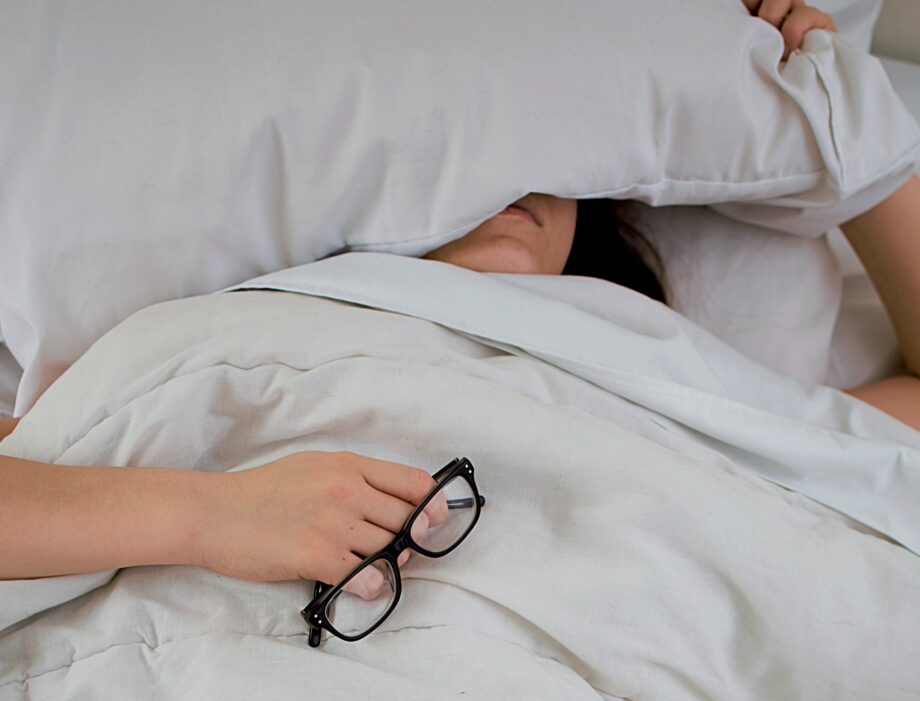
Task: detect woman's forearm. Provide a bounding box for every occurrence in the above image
[839,175,920,431]
[0,454,211,580]
[846,376,920,433]
[841,175,920,377]
[0,417,18,443]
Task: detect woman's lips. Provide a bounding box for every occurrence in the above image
[497,204,538,225]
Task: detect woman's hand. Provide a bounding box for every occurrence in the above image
[195,451,448,599]
[742,0,837,60]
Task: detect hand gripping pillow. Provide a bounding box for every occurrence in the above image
[619,0,883,387]
[0,0,917,414]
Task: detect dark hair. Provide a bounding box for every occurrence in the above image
[562,199,667,305]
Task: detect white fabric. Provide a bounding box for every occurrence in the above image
[228,255,920,547]
[1,254,919,698]
[620,202,843,383]
[591,12,917,389]
[2,0,918,417]
[826,273,904,388]
[652,0,884,386]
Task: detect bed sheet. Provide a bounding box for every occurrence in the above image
[1,254,918,699]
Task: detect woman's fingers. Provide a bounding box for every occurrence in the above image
[410,510,431,545]
[353,454,436,506]
[755,0,805,28]
[317,549,365,589]
[744,1,837,62]
[337,520,402,600]
[347,519,400,559]
[337,515,420,600]
[343,560,388,600]
[780,6,836,58]
[423,489,449,527]
[361,486,417,533]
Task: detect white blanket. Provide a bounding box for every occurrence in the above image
[1,254,919,699]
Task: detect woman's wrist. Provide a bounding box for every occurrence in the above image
[151,467,223,570]
[180,469,236,572]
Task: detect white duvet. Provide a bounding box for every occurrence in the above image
[1,254,919,700]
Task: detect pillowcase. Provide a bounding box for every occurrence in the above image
[619,202,843,384]
[617,0,884,387]
[1,0,917,415]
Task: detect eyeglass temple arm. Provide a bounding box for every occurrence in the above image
[446,495,486,509]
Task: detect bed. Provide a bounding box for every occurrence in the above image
[1,2,919,699]
[2,253,920,699]
[3,3,920,413]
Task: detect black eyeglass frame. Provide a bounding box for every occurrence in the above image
[301,456,485,647]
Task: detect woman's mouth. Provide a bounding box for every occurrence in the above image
[497,202,539,226]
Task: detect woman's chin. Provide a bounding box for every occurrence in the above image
[425,236,543,275]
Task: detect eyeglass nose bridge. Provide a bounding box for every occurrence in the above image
[390,533,413,555]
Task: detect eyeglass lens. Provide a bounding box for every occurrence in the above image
[414,474,477,554]
[325,557,398,638]
[321,472,478,639]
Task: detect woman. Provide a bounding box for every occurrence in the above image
[425,195,668,304]
[425,183,920,430]
[1,1,915,593]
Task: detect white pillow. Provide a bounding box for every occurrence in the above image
[651,0,882,385]
[1,1,917,415]
[620,202,842,384]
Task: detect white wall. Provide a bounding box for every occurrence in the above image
[872,0,920,64]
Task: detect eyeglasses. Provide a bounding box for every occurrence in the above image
[301,457,485,647]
